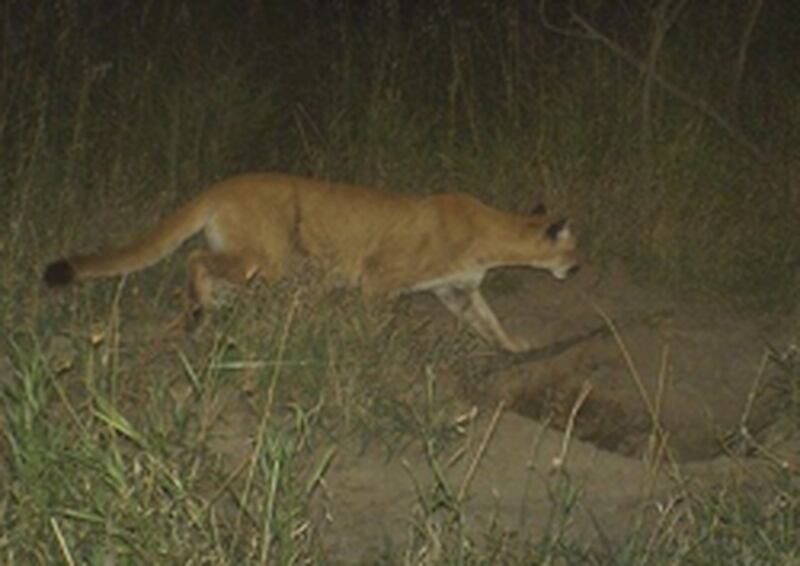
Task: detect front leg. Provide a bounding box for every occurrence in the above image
[434,286,530,353]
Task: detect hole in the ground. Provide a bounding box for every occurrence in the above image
[458,331,786,464]
[486,363,786,463]
[509,382,652,458]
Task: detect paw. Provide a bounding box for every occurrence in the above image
[183,305,206,334]
[502,336,533,353]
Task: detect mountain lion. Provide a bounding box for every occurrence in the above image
[44,173,579,352]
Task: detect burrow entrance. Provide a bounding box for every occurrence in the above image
[456,303,788,463]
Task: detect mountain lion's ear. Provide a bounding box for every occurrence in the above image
[545,218,570,241]
[531,203,547,216]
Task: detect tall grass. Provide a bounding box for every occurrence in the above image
[1,0,798,562]
[3,2,797,308]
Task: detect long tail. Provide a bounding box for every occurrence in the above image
[44,195,211,287]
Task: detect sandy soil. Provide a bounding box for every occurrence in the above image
[197,263,797,561]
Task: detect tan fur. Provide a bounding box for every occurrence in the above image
[44,173,579,352]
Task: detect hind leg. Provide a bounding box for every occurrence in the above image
[186,249,270,323]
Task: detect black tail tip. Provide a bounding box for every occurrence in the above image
[44,259,75,287]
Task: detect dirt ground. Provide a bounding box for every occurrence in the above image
[201,262,798,561]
